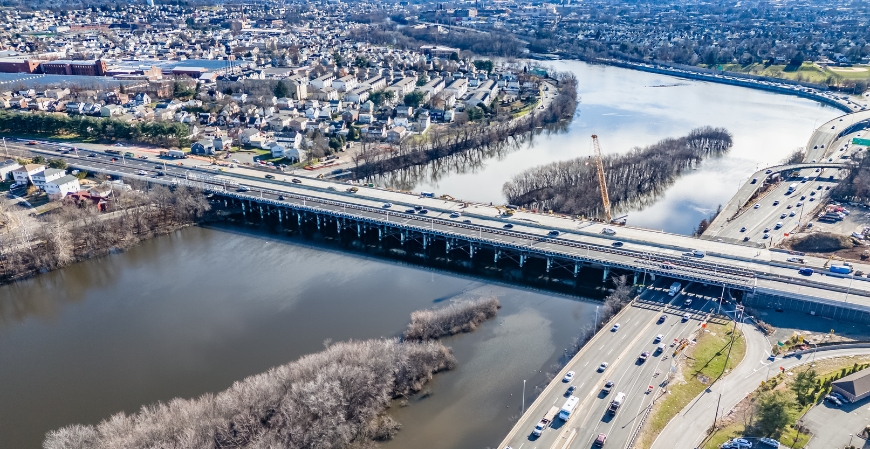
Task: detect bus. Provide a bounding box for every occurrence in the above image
[786,183,798,194]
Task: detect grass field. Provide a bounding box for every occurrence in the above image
[704,62,870,85]
[637,321,747,447]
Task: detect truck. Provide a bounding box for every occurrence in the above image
[608,392,625,415]
[123,152,135,158]
[668,282,682,297]
[532,406,560,436]
[787,183,798,194]
[558,396,579,420]
[105,149,121,155]
[160,149,187,159]
[830,265,853,274]
[420,191,435,198]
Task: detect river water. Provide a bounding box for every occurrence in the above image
[0,62,844,448]
[395,60,841,235]
[0,224,598,448]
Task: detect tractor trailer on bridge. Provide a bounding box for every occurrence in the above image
[669,282,682,296]
[558,396,579,420]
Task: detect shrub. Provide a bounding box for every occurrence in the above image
[403,297,501,341]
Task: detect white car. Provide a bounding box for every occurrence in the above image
[382,203,392,208]
[563,371,575,382]
[612,323,621,331]
[598,362,609,372]
[654,334,663,343]
[137,170,147,175]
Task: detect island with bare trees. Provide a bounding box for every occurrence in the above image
[502,127,733,218]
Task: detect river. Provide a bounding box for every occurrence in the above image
[386,60,841,235]
[0,224,599,448]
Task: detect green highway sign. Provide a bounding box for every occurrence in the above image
[853,138,870,146]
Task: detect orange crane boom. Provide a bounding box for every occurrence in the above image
[591,134,612,223]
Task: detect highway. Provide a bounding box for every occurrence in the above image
[498,283,730,449]
[8,139,870,305]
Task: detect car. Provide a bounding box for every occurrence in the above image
[740,226,746,232]
[594,433,607,446]
[278,195,285,200]
[114,142,124,147]
[754,204,760,209]
[291,178,302,184]
[825,186,831,190]
[729,438,753,449]
[462,219,472,224]
[548,230,560,236]
[503,223,514,229]
[137,170,147,175]
[750,178,757,184]
[786,204,792,209]
[612,323,621,331]
[88,153,97,157]
[612,241,624,247]
[563,371,575,382]
[660,262,675,269]
[798,267,814,276]
[789,211,796,217]
[763,227,771,233]
[138,155,148,160]
[765,169,773,174]
[830,392,847,402]
[449,212,460,218]
[598,362,609,372]
[684,298,693,306]
[601,227,616,235]
[809,197,815,202]
[772,200,779,206]
[156,171,165,176]
[815,168,821,172]
[654,334,663,343]
[111,158,117,161]
[658,315,667,323]
[419,209,429,214]
[762,233,770,239]
[232,159,240,164]
[780,213,787,219]
[238,185,249,192]
[567,385,576,394]
[787,257,804,263]
[327,186,336,191]
[382,203,392,208]
[743,236,751,242]
[265,174,275,179]
[602,381,614,394]
[824,395,842,407]
[26,141,37,145]
[404,208,416,214]
[681,313,690,322]
[414,206,423,211]
[810,191,816,196]
[800,195,806,200]
[638,351,650,362]
[796,202,803,207]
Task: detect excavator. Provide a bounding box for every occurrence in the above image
[494,205,515,217]
[823,254,850,268]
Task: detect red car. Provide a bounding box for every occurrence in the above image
[595,433,607,446]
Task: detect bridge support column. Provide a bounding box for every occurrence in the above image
[316,215,321,230]
[494,249,500,263]
[277,209,282,223]
[378,228,382,242]
[357,223,361,238]
[259,206,263,219]
[633,272,638,285]
[337,219,341,233]
[603,267,610,282]
[241,202,246,217]
[469,246,474,259]
[297,212,301,227]
[423,234,428,249]
[223,200,227,207]
[546,258,552,273]
[519,254,526,268]
[401,231,405,246]
[446,239,451,252]
[574,262,580,277]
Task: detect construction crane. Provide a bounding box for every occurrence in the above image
[590,134,612,223]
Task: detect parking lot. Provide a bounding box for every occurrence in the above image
[803,395,870,449]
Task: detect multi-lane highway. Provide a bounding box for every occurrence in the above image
[498,283,729,449]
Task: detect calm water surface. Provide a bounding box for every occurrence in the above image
[0,225,598,448]
[401,60,841,234]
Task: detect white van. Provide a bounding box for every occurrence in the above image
[602,228,616,235]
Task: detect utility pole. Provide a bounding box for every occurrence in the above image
[712,393,722,430]
[522,379,526,414]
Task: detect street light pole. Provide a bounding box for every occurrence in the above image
[522,379,526,414]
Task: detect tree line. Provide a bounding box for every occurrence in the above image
[352,73,578,178]
[502,127,733,218]
[0,183,210,284]
[43,296,505,449]
[831,147,869,203]
[0,111,192,148]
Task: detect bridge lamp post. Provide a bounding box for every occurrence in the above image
[522,379,526,414]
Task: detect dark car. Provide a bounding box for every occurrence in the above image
[278,195,285,200]
[548,230,560,236]
[265,174,275,179]
[419,209,429,214]
[462,219,472,224]
[404,208,415,214]
[88,153,97,157]
[612,241,624,247]
[291,178,302,184]
[798,267,814,276]
[658,314,667,324]
[503,223,514,229]
[156,171,165,176]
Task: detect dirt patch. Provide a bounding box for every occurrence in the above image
[786,232,854,252]
[697,374,711,385]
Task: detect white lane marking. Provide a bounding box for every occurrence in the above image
[607,348,614,355]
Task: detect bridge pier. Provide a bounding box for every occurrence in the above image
[401,231,405,246]
[494,249,500,263]
[297,212,301,227]
[574,262,580,277]
[277,209,282,223]
[633,272,638,285]
[602,266,610,282]
[316,215,321,230]
[546,257,552,273]
[423,234,428,249]
[378,228,382,242]
[519,254,526,268]
[446,239,452,252]
[241,202,246,217]
[259,206,263,219]
[469,245,474,259]
[336,219,341,233]
[356,223,361,238]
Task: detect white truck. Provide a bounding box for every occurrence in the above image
[668,282,682,297]
[558,396,579,420]
[532,406,560,436]
[608,392,626,415]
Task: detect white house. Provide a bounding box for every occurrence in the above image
[0,159,22,180]
[332,75,358,92]
[32,168,66,188]
[44,175,80,198]
[12,164,45,185]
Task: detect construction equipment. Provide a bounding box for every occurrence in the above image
[440,194,455,201]
[862,250,869,260]
[494,205,515,216]
[590,135,613,223]
[823,255,845,269]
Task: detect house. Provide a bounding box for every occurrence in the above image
[12,164,45,185]
[0,159,22,180]
[283,146,307,164]
[332,75,358,92]
[238,129,263,146]
[44,175,80,199]
[387,77,417,96]
[190,140,216,155]
[415,112,431,133]
[32,168,66,188]
[310,74,336,89]
[270,142,288,158]
[387,126,407,142]
[133,92,152,105]
[832,367,870,402]
[341,109,359,123]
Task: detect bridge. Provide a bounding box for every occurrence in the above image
[8,139,870,322]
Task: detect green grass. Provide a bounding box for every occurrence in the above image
[640,322,747,446]
[704,62,870,85]
[703,421,810,449]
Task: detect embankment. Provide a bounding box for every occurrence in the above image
[502,127,733,217]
